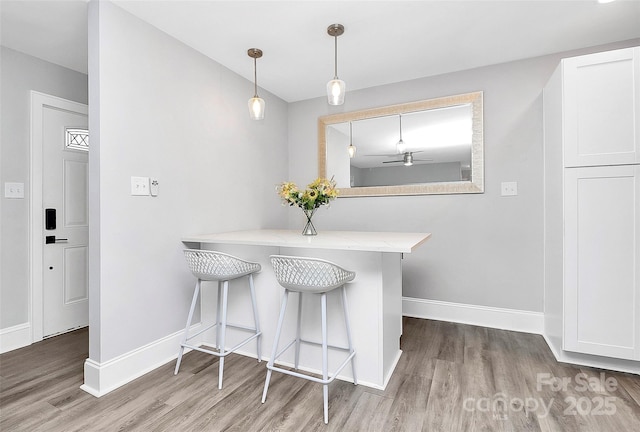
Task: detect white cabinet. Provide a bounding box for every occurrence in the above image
[563,165,640,360]
[563,47,640,167]
[544,46,640,365]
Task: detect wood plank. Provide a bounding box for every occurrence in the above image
[1,319,639,432]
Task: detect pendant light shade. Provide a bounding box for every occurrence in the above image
[248,97,265,120]
[348,121,356,157]
[247,48,265,120]
[347,144,356,158]
[327,79,346,106]
[327,24,345,106]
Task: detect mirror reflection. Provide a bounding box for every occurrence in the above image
[328,104,473,188]
[319,92,483,197]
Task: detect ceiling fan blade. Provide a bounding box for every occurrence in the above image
[364,151,428,159]
[382,160,403,164]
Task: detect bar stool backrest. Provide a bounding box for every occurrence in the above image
[270,255,355,294]
[184,249,261,281]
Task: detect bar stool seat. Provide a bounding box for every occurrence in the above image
[261,254,357,424]
[175,249,262,389]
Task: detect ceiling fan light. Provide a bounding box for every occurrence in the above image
[403,152,414,166]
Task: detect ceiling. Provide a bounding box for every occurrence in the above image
[1,0,639,102]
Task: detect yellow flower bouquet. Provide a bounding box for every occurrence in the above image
[277,177,339,210]
[277,177,338,235]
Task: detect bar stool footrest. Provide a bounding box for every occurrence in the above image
[267,350,356,385]
[182,330,262,359]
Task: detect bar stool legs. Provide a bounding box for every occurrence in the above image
[218,280,229,390]
[341,285,357,385]
[249,273,262,361]
[175,271,262,390]
[321,292,329,424]
[213,274,262,389]
[174,279,201,375]
[261,285,357,424]
[261,289,288,404]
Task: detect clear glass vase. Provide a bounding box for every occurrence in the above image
[302,208,317,236]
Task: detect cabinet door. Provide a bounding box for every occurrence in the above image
[563,47,640,167]
[564,165,640,360]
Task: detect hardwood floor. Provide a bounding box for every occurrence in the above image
[1,318,639,431]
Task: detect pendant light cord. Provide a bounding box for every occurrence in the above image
[254,57,258,97]
[334,35,338,79]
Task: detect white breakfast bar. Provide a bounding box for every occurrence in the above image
[181,229,431,389]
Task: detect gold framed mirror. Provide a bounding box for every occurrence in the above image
[318,91,484,197]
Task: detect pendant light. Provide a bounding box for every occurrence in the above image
[396,114,406,154]
[348,121,356,158]
[326,24,345,106]
[247,48,265,120]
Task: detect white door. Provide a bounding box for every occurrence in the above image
[563,46,640,168]
[42,104,89,337]
[563,164,640,360]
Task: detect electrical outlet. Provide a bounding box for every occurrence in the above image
[131,177,150,196]
[501,181,518,196]
[4,182,25,199]
[150,178,159,196]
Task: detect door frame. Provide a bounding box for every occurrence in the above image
[30,91,89,343]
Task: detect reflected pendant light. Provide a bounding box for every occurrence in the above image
[327,24,346,105]
[396,114,406,154]
[247,48,265,120]
[348,121,356,157]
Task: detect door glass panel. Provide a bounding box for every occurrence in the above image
[65,127,89,151]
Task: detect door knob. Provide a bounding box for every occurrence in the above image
[45,236,68,244]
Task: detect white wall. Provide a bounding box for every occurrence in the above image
[88,2,288,363]
[288,39,640,313]
[0,47,88,330]
[355,162,462,187]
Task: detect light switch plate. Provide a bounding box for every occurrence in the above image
[5,182,25,199]
[131,176,149,196]
[501,181,518,196]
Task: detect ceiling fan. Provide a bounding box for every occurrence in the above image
[382,151,432,167]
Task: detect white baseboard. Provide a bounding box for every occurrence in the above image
[80,324,201,397]
[75,298,635,399]
[542,333,640,375]
[402,297,544,334]
[0,323,32,354]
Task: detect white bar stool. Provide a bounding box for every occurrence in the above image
[261,254,357,424]
[175,249,262,389]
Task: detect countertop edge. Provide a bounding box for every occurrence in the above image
[181,230,431,254]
